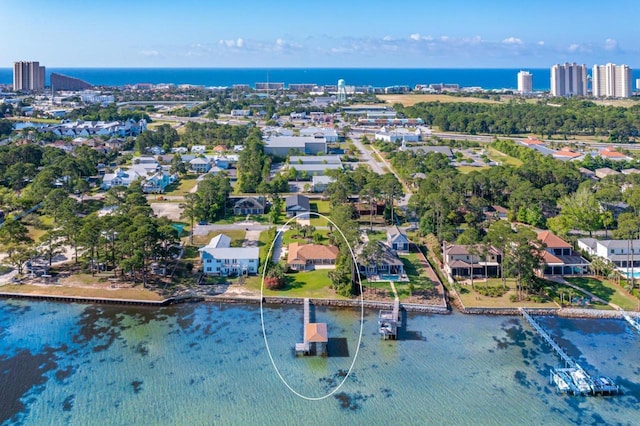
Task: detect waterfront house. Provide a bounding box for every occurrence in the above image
[287,243,339,271]
[233,197,265,215]
[199,234,259,276]
[578,237,640,272]
[443,242,502,279]
[285,194,310,218]
[357,241,405,279]
[386,225,409,253]
[537,231,590,276]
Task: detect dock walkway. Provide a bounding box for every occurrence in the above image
[295,298,311,355]
[520,308,619,396]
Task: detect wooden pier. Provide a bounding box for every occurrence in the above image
[295,298,327,356]
[520,308,619,396]
[379,283,401,340]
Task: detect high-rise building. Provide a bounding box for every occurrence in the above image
[13,61,46,91]
[550,63,587,97]
[592,64,633,98]
[50,73,93,91]
[517,71,533,93]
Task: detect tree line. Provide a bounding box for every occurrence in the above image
[397,99,640,141]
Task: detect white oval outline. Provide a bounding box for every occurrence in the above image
[260,211,364,401]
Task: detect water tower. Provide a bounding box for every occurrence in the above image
[337,79,347,104]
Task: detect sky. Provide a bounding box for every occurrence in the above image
[1,0,638,68]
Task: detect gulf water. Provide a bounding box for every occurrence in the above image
[0,68,557,91]
[0,300,638,425]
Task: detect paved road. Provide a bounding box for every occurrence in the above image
[350,135,386,175]
[349,132,413,207]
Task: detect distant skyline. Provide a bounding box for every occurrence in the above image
[2,0,639,68]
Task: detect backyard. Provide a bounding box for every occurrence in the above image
[565,277,639,311]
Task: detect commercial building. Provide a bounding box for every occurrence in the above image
[517,71,533,93]
[550,63,587,97]
[592,64,633,98]
[13,61,45,91]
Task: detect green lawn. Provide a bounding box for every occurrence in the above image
[281,229,330,246]
[309,200,331,226]
[486,147,523,167]
[565,277,639,311]
[246,269,344,298]
[191,229,246,247]
[164,174,199,196]
[457,165,490,174]
[456,278,559,308]
[258,228,277,264]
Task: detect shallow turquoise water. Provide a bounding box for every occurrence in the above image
[0,300,638,425]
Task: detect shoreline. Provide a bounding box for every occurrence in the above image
[1,290,639,320]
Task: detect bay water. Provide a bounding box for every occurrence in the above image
[0,300,638,425]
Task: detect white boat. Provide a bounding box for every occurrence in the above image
[553,373,570,392]
[570,369,591,394]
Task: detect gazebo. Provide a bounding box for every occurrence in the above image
[305,323,328,356]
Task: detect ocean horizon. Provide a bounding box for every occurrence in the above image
[0,67,567,91]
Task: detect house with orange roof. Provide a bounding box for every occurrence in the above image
[522,136,543,145]
[598,147,631,161]
[553,147,583,161]
[287,243,339,271]
[536,231,590,276]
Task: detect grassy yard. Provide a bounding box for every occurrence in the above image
[164,174,199,196]
[456,278,559,308]
[245,269,344,298]
[457,165,491,174]
[0,283,164,301]
[486,147,523,167]
[190,229,246,247]
[565,277,639,311]
[281,229,330,246]
[309,200,331,227]
[378,94,502,106]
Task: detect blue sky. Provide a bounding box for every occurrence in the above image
[1,0,637,68]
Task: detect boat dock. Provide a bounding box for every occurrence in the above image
[621,311,640,334]
[295,298,328,356]
[520,308,619,396]
[379,283,401,340]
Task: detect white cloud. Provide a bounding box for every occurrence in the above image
[410,33,421,41]
[502,37,523,45]
[140,50,159,57]
[537,41,545,46]
[567,43,580,52]
[604,38,617,51]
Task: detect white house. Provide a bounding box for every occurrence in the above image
[101,168,142,190]
[191,145,207,154]
[386,225,409,253]
[189,157,212,173]
[199,234,259,276]
[578,237,640,273]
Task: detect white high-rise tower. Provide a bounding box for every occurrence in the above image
[592,64,633,98]
[550,63,587,97]
[517,71,533,93]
